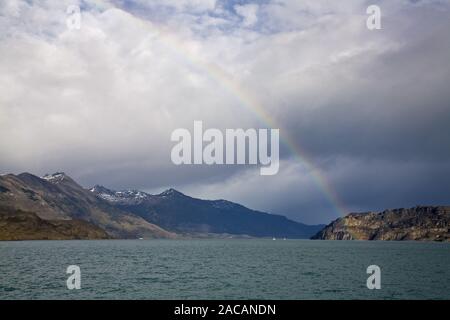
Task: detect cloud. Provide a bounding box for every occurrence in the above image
[1,0,449,224]
[234,4,258,27]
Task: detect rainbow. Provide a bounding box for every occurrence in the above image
[127,13,348,217]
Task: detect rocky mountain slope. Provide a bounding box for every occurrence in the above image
[311,206,450,241]
[0,208,110,240]
[91,185,323,238]
[0,173,176,240]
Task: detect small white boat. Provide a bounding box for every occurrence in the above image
[272,237,276,240]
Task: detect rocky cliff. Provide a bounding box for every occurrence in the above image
[312,206,450,241]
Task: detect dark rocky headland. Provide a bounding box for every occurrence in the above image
[312,206,450,241]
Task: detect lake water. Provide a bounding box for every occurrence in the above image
[0,239,449,300]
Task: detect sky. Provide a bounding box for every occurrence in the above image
[1,0,450,224]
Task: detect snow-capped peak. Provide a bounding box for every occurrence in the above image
[159,188,184,197]
[90,185,115,195]
[42,172,67,183]
[90,185,150,204]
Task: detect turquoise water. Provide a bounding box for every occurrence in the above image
[0,239,449,300]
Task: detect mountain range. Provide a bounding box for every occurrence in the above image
[90,185,322,238]
[0,172,322,240]
[2,172,448,241]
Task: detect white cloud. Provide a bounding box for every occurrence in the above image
[234,4,259,27]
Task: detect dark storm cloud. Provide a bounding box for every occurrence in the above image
[283,7,450,162]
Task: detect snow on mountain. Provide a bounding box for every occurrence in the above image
[41,172,67,183]
[90,185,151,204]
[158,188,185,198]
